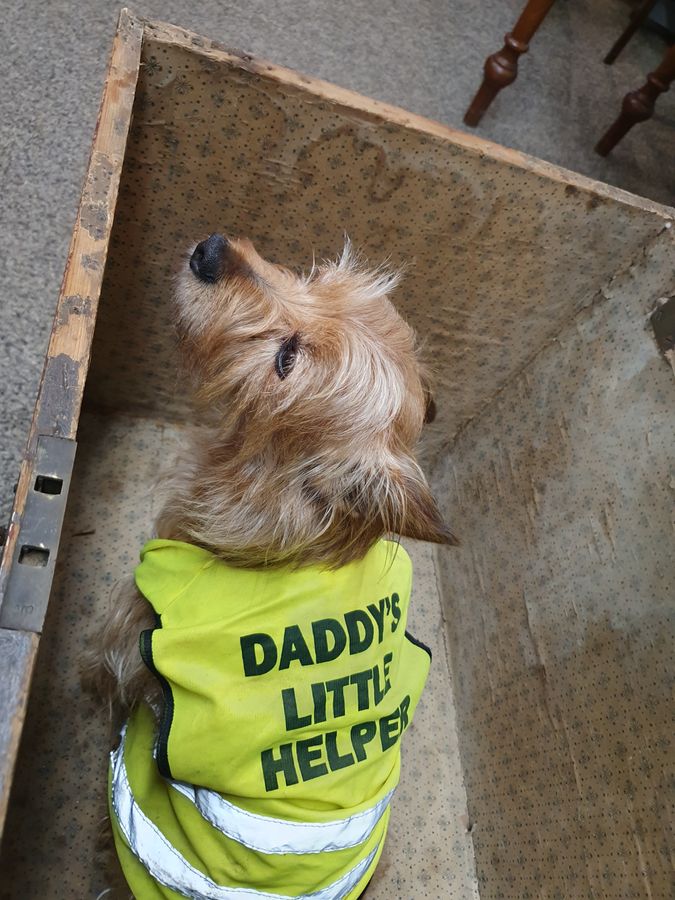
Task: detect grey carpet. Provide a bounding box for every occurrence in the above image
[1,0,673,526]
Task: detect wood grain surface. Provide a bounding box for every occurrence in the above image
[0,8,143,837]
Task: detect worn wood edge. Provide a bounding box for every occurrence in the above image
[40,6,144,438]
[0,9,142,602]
[0,630,38,837]
[138,14,675,221]
[0,8,142,841]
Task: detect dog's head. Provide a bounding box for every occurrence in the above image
[172,234,456,567]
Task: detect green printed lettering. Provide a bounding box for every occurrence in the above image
[383,652,393,693]
[367,599,386,643]
[350,668,374,711]
[379,710,400,751]
[325,676,349,718]
[326,731,355,770]
[399,694,410,731]
[345,609,374,654]
[312,618,347,663]
[311,682,327,723]
[390,593,401,632]
[241,633,277,676]
[372,662,385,704]
[261,744,298,792]
[350,721,377,761]
[297,736,328,781]
[282,687,312,730]
[279,625,313,670]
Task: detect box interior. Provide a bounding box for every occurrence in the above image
[1,22,673,899]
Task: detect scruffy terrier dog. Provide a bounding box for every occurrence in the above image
[90,234,456,900]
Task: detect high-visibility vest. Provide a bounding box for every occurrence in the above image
[109,538,431,899]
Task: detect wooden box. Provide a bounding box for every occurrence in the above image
[1,10,673,897]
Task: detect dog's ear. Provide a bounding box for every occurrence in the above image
[392,465,458,546]
[420,375,437,425]
[423,393,436,425]
[338,455,458,551]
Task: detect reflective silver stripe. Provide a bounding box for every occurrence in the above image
[170,779,392,855]
[111,734,380,900]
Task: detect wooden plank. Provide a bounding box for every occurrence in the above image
[0,8,143,605]
[0,8,143,840]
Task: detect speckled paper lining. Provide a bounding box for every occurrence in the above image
[2,17,674,900]
[433,227,675,899]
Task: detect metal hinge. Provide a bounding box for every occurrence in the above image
[0,435,77,632]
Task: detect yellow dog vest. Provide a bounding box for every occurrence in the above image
[109,538,430,899]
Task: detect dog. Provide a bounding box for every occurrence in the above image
[88,234,456,900]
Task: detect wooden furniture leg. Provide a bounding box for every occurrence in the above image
[604,0,658,65]
[595,41,675,155]
[464,0,558,127]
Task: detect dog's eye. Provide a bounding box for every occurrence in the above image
[275,334,299,379]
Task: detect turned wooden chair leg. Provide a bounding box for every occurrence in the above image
[595,42,675,156]
[464,0,558,127]
[604,0,658,65]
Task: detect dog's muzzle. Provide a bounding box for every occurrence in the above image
[190,233,229,283]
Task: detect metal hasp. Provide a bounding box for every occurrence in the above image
[0,435,77,632]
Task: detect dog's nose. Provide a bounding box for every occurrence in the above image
[190,234,228,283]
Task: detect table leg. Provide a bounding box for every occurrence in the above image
[464,0,558,127]
[595,42,675,155]
[604,0,658,65]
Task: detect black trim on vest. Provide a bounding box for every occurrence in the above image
[404,629,432,661]
[139,612,175,779]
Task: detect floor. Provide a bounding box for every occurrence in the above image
[0,409,477,898]
[0,0,674,526]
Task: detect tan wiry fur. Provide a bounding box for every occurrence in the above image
[84,236,455,718]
